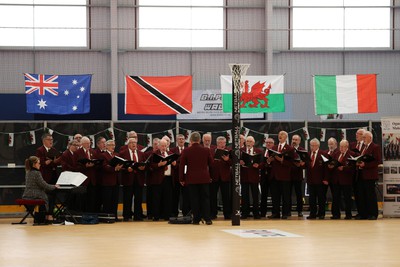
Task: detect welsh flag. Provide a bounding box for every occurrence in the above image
[313,74,378,115]
[220,75,285,113]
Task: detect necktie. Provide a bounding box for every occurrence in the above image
[357,142,361,151]
[134,151,138,162]
[339,153,345,163]
[87,150,91,159]
[278,144,282,153]
[163,152,168,171]
[248,148,251,154]
[361,145,368,155]
[311,151,316,167]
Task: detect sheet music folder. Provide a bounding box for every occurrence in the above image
[56,171,87,187]
[152,153,179,165]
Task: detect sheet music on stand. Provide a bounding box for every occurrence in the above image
[56,171,87,187]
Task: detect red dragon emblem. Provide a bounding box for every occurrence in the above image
[240,80,271,108]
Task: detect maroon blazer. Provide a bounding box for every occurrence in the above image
[291,146,306,182]
[99,151,120,186]
[240,147,262,184]
[36,146,60,183]
[261,149,273,181]
[350,141,366,156]
[270,144,295,182]
[75,147,98,186]
[170,146,187,183]
[210,148,232,183]
[60,150,79,172]
[326,148,340,157]
[148,150,176,185]
[329,150,355,185]
[119,148,146,186]
[179,143,213,185]
[306,150,328,185]
[358,142,382,181]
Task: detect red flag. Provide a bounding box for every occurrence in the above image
[125,75,192,115]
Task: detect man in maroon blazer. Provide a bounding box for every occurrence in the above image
[99,140,123,221]
[306,138,329,220]
[210,136,232,220]
[148,139,177,221]
[119,131,145,153]
[202,133,217,150]
[291,134,305,217]
[179,132,213,225]
[60,140,80,172]
[260,137,275,217]
[268,131,295,219]
[144,137,159,219]
[36,133,61,217]
[356,131,381,220]
[75,136,98,213]
[328,140,355,220]
[119,138,147,221]
[36,133,61,184]
[326,137,340,157]
[240,136,263,219]
[170,134,190,217]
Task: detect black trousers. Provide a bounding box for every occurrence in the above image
[270,179,291,216]
[188,183,211,222]
[86,183,98,213]
[356,179,378,218]
[132,181,144,218]
[152,176,173,220]
[210,180,231,218]
[259,178,270,216]
[291,180,304,213]
[172,181,191,217]
[308,184,327,217]
[331,184,353,218]
[146,185,153,218]
[122,185,134,219]
[102,185,119,219]
[240,182,259,217]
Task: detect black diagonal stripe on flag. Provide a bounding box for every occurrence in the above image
[130,76,190,114]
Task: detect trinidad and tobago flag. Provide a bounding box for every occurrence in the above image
[125,75,192,115]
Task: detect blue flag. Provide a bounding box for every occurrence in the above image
[25,73,91,114]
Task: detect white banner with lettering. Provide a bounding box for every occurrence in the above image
[177,89,263,120]
[381,117,400,217]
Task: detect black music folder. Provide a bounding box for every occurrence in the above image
[152,153,179,165]
[295,149,310,162]
[214,149,231,160]
[109,156,134,168]
[267,149,292,159]
[241,151,262,167]
[348,154,375,163]
[78,158,103,166]
[46,149,62,160]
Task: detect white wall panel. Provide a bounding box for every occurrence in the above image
[0,52,34,93]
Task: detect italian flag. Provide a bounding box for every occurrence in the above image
[220,75,285,113]
[313,74,378,115]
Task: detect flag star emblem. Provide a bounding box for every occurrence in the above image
[72,105,78,111]
[80,86,85,92]
[77,95,80,99]
[64,90,69,96]
[72,79,78,85]
[37,99,47,109]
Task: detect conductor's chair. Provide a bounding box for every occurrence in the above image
[12,198,46,225]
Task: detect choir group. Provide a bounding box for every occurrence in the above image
[22,127,382,224]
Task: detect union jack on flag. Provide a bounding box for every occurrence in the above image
[24,73,92,115]
[25,73,59,96]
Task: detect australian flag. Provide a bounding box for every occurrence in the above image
[25,73,91,114]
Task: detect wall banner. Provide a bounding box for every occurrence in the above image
[177,89,263,120]
[381,117,400,217]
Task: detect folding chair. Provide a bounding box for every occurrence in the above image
[12,198,46,225]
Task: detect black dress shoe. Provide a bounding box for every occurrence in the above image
[307,216,317,220]
[318,216,325,220]
[192,221,200,225]
[298,212,303,217]
[133,217,144,221]
[153,218,159,221]
[344,216,352,220]
[206,220,213,225]
[123,218,131,222]
[253,215,261,219]
[330,216,340,220]
[267,214,280,219]
[368,216,377,220]
[281,215,288,220]
[355,215,367,220]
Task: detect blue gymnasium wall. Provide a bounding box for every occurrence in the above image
[0,94,176,120]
